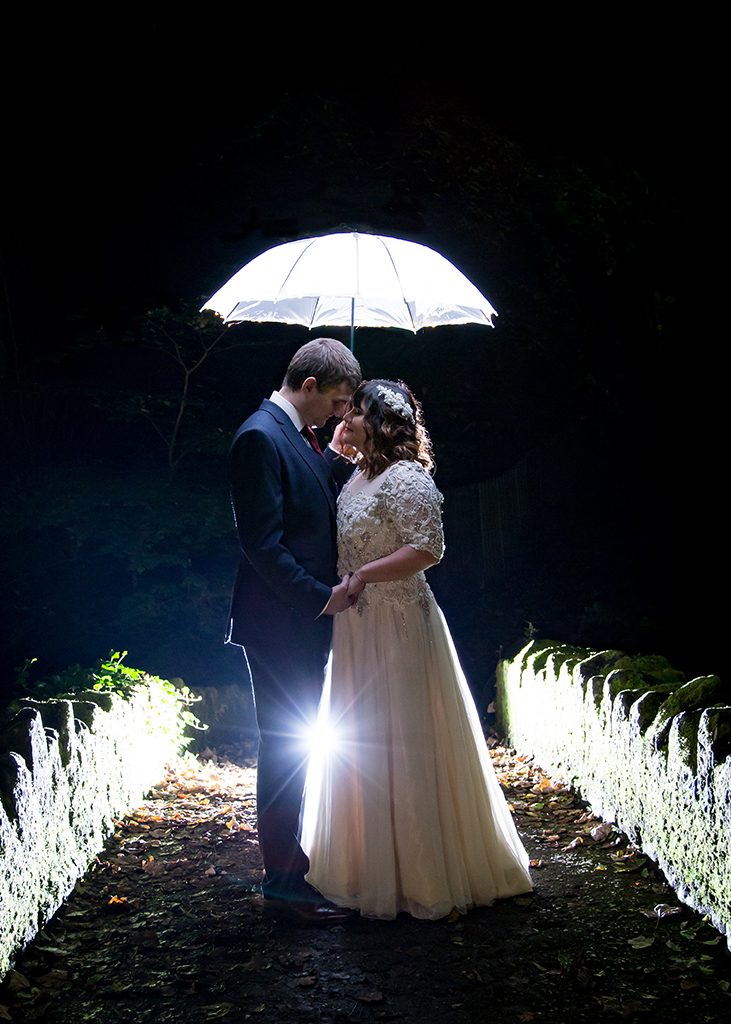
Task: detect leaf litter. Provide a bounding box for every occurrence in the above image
[1,741,729,1023]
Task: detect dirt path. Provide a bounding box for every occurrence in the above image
[2,745,729,1023]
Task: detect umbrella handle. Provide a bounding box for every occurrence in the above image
[350,298,355,353]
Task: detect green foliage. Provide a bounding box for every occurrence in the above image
[16,651,206,755]
[0,465,236,690]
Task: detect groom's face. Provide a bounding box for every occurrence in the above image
[302,380,353,428]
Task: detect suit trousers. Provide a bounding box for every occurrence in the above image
[243,629,330,898]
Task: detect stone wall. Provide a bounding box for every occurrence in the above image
[0,686,186,979]
[496,640,731,948]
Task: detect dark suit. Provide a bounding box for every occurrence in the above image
[227,398,347,898]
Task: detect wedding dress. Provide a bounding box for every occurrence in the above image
[301,459,533,920]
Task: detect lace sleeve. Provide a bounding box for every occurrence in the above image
[382,461,445,561]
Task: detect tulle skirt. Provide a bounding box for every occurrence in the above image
[301,592,533,920]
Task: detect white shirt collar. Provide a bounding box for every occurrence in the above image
[269,390,305,432]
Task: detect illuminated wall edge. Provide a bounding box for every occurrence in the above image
[496,640,730,949]
[0,688,187,979]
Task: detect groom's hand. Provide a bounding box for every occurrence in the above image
[322,576,357,615]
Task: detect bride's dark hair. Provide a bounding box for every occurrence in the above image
[354,379,434,479]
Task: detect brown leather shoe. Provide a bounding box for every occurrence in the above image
[263,897,357,926]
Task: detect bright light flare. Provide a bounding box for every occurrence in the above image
[303,717,340,757]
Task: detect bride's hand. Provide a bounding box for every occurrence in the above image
[330,420,359,462]
[324,576,357,614]
[346,570,367,600]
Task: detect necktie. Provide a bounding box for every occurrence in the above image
[301,424,323,456]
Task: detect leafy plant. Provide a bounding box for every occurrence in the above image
[15,650,206,755]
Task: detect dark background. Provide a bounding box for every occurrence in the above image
[1,25,723,708]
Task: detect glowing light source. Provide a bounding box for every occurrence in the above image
[304,716,340,756]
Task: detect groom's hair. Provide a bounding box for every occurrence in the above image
[283,338,361,392]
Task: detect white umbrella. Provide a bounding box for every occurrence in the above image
[201,231,497,350]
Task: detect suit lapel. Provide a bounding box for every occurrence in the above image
[261,401,337,515]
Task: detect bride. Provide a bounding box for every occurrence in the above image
[301,379,533,920]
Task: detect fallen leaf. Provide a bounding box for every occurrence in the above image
[628,935,655,949]
[613,857,647,873]
[561,837,584,850]
[590,823,613,842]
[639,903,681,920]
[534,776,557,793]
[529,859,544,868]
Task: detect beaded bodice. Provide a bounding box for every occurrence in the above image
[337,460,444,611]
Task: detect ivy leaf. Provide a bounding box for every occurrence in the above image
[628,935,655,949]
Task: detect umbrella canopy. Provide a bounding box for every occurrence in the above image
[201,232,497,340]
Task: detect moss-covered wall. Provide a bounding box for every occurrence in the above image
[0,687,184,979]
[496,640,731,948]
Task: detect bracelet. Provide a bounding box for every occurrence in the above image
[353,570,367,586]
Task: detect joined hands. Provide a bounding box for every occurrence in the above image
[324,571,366,614]
[324,576,357,615]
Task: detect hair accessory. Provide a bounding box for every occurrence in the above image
[376,385,414,423]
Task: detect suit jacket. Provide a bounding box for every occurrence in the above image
[226,399,347,649]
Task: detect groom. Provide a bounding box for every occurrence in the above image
[226,338,361,924]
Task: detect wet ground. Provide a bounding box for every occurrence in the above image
[2,744,729,1023]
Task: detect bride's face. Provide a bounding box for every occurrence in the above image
[340,401,370,453]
